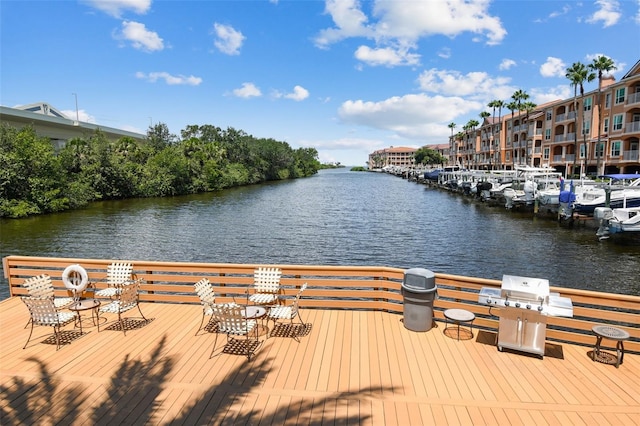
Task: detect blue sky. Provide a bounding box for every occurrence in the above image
[1,0,639,166]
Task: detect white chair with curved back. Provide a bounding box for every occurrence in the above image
[210,305,260,360]
[94,262,134,299]
[193,278,238,335]
[21,296,77,350]
[248,267,282,306]
[23,274,74,309]
[99,279,146,335]
[267,283,308,340]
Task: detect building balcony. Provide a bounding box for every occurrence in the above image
[625,121,640,134]
[627,91,640,106]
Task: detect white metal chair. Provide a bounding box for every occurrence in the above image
[267,283,308,340]
[99,280,146,335]
[211,305,259,360]
[23,274,73,309]
[21,296,77,350]
[94,262,134,299]
[193,278,238,335]
[248,267,282,306]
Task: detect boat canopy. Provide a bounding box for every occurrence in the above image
[599,173,640,180]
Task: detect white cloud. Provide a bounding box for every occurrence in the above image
[213,23,245,55]
[586,0,622,27]
[82,0,151,18]
[529,86,571,105]
[284,85,310,101]
[354,45,420,67]
[549,5,571,19]
[135,71,202,85]
[539,57,566,78]
[417,68,515,99]
[60,109,96,123]
[232,82,262,98]
[315,0,507,51]
[300,137,385,152]
[338,93,482,140]
[314,0,372,47]
[117,21,164,52]
[499,59,516,71]
[437,47,451,59]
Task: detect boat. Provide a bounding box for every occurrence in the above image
[502,166,562,210]
[423,168,442,181]
[595,206,640,239]
[573,174,640,215]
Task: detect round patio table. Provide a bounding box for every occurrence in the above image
[591,325,629,368]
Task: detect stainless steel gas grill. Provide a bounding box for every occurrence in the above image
[478,275,573,358]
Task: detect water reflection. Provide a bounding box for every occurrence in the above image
[2,168,639,299]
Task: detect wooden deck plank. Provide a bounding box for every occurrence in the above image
[2,298,640,425]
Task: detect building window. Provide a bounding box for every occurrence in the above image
[582,120,590,135]
[613,114,623,131]
[543,147,550,160]
[603,117,609,133]
[595,143,604,158]
[580,144,587,159]
[610,140,621,157]
[583,97,592,111]
[545,129,551,140]
[615,87,625,104]
[546,110,552,121]
[605,93,611,109]
[506,151,511,161]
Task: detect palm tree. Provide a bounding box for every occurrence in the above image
[479,112,490,169]
[448,122,456,165]
[522,101,537,166]
[493,100,505,169]
[589,55,617,175]
[510,90,530,166]
[506,101,519,165]
[511,89,529,111]
[455,131,464,167]
[487,100,500,170]
[466,119,480,168]
[565,62,595,176]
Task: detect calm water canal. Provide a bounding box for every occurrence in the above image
[1,168,639,299]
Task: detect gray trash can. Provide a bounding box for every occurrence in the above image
[402,268,438,332]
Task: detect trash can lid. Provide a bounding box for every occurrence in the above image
[403,268,436,291]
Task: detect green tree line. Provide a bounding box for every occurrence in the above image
[0,122,320,218]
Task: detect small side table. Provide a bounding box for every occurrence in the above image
[591,325,630,368]
[69,299,101,333]
[243,306,268,337]
[444,308,475,341]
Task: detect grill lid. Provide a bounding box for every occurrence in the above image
[501,274,549,302]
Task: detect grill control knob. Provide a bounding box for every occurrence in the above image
[505,300,510,306]
[537,305,543,312]
[515,302,520,308]
[526,304,531,310]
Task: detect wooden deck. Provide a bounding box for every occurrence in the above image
[1,297,639,425]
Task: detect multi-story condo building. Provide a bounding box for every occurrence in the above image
[368,146,416,169]
[449,59,640,176]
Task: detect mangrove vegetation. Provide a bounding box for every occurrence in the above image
[0,122,320,218]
